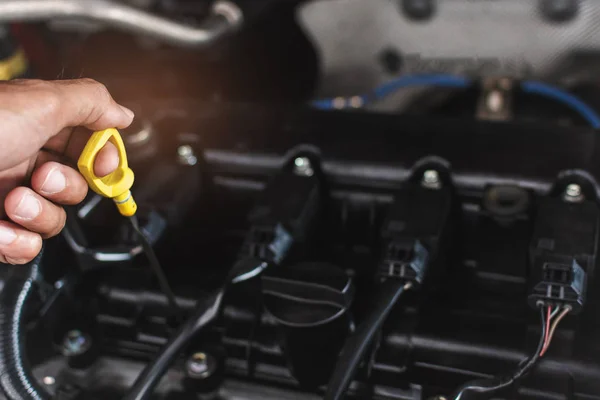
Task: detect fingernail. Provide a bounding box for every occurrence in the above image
[40,167,66,194]
[0,225,16,245]
[119,105,135,120]
[14,194,41,221]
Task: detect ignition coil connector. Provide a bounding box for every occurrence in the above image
[528,194,599,314]
[238,155,322,266]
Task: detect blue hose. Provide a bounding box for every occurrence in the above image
[312,74,600,130]
[521,80,600,129]
[311,74,471,110]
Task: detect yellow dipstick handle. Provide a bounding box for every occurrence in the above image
[77,128,137,217]
[0,49,28,81]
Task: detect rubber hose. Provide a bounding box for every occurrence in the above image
[0,251,51,400]
[123,288,225,400]
[324,280,409,400]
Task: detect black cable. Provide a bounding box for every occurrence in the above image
[123,258,266,400]
[451,306,547,400]
[129,216,180,317]
[324,280,412,400]
[0,250,51,400]
[123,288,226,400]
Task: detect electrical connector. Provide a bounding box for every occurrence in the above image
[528,196,599,314]
[378,170,453,285]
[379,239,429,283]
[239,156,321,265]
[325,167,454,400]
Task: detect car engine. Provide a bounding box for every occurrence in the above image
[0,0,599,399]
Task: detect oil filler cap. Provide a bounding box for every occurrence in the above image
[262,262,355,388]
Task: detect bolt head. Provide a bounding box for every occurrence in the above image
[565,183,581,197]
[423,170,439,182]
[43,376,55,385]
[186,352,217,379]
[293,157,314,177]
[294,157,308,168]
[62,330,91,356]
[422,169,442,189]
[185,155,198,166]
[486,90,504,113]
[177,145,198,166]
[564,183,584,202]
[178,145,193,157]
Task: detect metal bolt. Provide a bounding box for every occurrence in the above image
[564,183,584,202]
[486,90,504,113]
[177,145,197,166]
[62,330,91,357]
[333,97,346,109]
[349,96,364,108]
[293,157,314,177]
[422,169,441,189]
[186,352,217,379]
[43,376,55,385]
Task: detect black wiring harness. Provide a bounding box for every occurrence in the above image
[324,280,412,400]
[451,304,569,400]
[0,251,50,400]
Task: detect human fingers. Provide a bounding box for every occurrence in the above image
[0,220,42,265]
[0,78,133,171]
[4,186,66,239]
[30,161,88,205]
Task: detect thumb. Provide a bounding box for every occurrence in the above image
[0,79,134,171]
[50,78,134,131]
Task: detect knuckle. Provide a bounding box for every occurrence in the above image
[42,88,62,117]
[77,77,99,86]
[18,80,63,118]
[92,82,112,105]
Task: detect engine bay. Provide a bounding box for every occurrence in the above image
[1,1,600,399]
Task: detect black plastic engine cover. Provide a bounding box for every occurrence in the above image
[27,105,600,400]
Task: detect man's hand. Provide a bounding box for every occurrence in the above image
[0,79,134,265]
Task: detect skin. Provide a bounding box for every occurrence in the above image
[0,78,134,265]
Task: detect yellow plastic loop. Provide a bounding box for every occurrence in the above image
[77,128,137,217]
[0,50,28,81]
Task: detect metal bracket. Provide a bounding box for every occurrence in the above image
[477,77,515,121]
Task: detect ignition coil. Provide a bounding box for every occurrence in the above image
[377,168,453,286]
[237,155,321,268]
[452,181,599,400]
[528,184,599,314]
[325,166,454,400]
[125,154,324,400]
